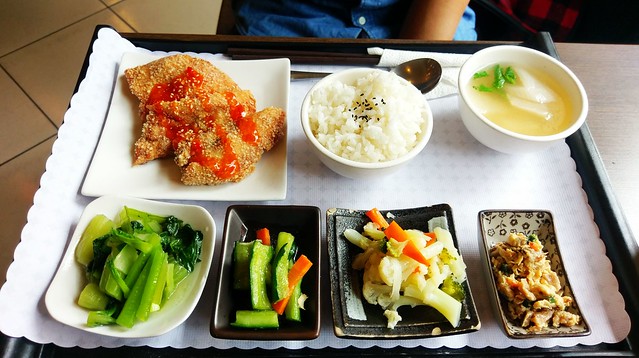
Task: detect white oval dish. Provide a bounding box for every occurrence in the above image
[45,195,215,338]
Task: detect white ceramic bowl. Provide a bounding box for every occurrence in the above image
[301,68,433,179]
[45,195,215,338]
[458,45,588,154]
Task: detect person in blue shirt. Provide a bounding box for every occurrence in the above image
[232,0,477,41]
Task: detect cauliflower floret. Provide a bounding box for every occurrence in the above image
[362,281,392,306]
[378,256,402,301]
[385,238,407,258]
[345,217,468,329]
[384,309,402,329]
[362,222,386,240]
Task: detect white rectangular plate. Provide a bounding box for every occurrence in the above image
[81,53,289,201]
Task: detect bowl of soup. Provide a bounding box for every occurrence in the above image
[458,45,588,154]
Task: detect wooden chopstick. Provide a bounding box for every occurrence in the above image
[226,47,380,65]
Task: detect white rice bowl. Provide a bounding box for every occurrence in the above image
[301,68,433,178]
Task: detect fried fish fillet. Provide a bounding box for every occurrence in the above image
[124,54,286,185]
[125,54,256,165]
[178,107,286,185]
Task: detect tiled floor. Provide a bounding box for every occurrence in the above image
[0,0,221,287]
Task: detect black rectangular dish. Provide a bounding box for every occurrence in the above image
[326,205,480,338]
[211,205,321,340]
[0,25,637,357]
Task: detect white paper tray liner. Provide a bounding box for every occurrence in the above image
[0,27,630,350]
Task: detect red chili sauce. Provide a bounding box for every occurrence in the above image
[146,67,259,180]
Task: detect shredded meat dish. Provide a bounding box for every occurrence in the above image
[490,232,580,332]
[124,54,286,185]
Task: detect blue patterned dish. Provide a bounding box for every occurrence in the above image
[479,210,590,338]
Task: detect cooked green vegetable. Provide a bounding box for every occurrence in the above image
[231,310,279,329]
[106,258,130,298]
[504,66,517,84]
[87,306,117,327]
[160,216,203,272]
[249,241,274,310]
[475,84,494,92]
[440,274,466,301]
[472,64,517,93]
[75,215,114,266]
[284,279,302,322]
[493,64,506,89]
[115,256,152,328]
[124,251,150,289]
[77,282,109,311]
[231,230,311,329]
[272,241,291,302]
[232,241,254,290]
[75,206,204,329]
[473,70,488,79]
[136,246,167,322]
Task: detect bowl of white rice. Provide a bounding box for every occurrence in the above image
[301,68,433,179]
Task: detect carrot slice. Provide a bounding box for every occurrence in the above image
[402,239,430,266]
[256,228,271,246]
[271,297,288,315]
[272,254,313,314]
[385,221,430,266]
[425,232,438,247]
[384,220,409,242]
[366,208,389,229]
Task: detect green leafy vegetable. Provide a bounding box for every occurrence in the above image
[78,282,109,311]
[160,216,203,273]
[75,207,204,329]
[87,235,112,281]
[504,66,517,84]
[493,64,506,89]
[473,70,488,79]
[473,84,494,92]
[87,305,117,327]
[472,64,518,93]
[499,263,513,275]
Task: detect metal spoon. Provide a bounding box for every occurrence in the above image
[390,58,443,94]
[290,58,442,94]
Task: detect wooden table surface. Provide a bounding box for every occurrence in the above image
[555,43,639,244]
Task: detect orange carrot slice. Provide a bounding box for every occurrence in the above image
[384,221,409,242]
[385,221,430,266]
[402,239,430,266]
[366,208,389,229]
[256,228,271,246]
[272,255,313,314]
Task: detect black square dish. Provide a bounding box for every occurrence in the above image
[326,204,480,338]
[211,205,321,340]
